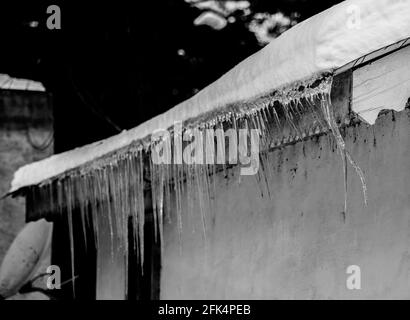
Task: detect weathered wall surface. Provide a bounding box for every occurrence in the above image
[0,90,53,266]
[161,105,410,299]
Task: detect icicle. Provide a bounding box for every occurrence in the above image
[64,178,76,298]
[90,172,100,250]
[158,163,165,255]
[136,150,145,270]
[185,158,195,233]
[103,167,115,260]
[75,175,89,251]
[149,155,158,242]
[174,162,183,255]
[320,91,368,207]
[195,164,207,243]
[343,152,348,216]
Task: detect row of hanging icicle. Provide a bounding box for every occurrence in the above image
[24,74,367,297]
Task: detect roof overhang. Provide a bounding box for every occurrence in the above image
[8,0,410,195]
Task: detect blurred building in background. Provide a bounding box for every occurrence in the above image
[0,76,53,264]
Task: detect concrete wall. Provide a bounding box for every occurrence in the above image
[0,90,53,266]
[160,101,410,299]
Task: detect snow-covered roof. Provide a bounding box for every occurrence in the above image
[9,0,410,193]
[0,74,45,92]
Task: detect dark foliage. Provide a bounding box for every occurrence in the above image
[0,0,341,151]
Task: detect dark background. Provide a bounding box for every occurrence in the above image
[0,0,342,153]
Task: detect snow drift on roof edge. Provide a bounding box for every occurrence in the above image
[10,0,410,193]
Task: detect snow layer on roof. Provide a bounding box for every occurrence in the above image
[0,74,45,92]
[10,0,410,193]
